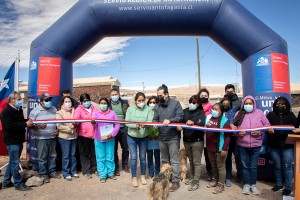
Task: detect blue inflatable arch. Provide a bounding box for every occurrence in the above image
[28,0,290,179]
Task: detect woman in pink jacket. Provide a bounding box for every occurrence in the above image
[74,93,98,179]
[92,97,120,183]
[233,95,270,196]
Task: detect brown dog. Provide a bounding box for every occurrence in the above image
[149,164,172,200]
[179,148,188,182]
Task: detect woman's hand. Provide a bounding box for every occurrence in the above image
[91,120,96,124]
[186,120,194,126]
[136,124,141,130]
[220,150,227,157]
[230,124,237,130]
[268,128,275,134]
[107,134,112,140]
[176,126,182,131]
[238,131,245,137]
[251,131,260,137]
[293,128,300,134]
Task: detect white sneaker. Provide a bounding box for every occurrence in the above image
[242,184,250,195]
[250,185,260,195]
[141,175,147,185]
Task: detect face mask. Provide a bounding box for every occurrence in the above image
[64,102,72,108]
[149,103,156,109]
[44,101,52,108]
[99,104,108,111]
[15,100,23,108]
[137,102,145,108]
[201,97,208,103]
[158,96,165,104]
[244,105,253,113]
[225,92,234,99]
[275,105,286,113]
[111,95,119,102]
[211,110,219,118]
[188,103,197,111]
[83,101,91,108]
[222,105,231,112]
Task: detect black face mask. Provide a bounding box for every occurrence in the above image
[201,97,208,103]
[158,96,165,104]
[224,92,234,99]
[275,105,286,113]
[222,105,231,112]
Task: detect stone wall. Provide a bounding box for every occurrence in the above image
[73,85,119,103]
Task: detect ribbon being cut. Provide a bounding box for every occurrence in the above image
[32,118,295,133]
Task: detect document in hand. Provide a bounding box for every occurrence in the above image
[99,124,113,140]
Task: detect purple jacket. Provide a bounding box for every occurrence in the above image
[74,105,98,139]
[235,95,270,148]
[92,109,120,142]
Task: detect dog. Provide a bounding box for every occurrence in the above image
[179,148,188,182]
[149,163,172,200]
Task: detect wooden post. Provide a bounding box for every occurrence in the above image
[288,134,300,198]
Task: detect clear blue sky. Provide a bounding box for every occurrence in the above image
[1,0,300,89]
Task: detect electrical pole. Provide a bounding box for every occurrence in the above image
[196,37,201,90]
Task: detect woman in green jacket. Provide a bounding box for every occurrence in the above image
[125,92,153,187]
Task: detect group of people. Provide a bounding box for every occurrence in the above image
[1,84,300,197]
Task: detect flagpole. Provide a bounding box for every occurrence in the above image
[15,50,20,92]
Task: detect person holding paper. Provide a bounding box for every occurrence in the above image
[125,92,153,187]
[92,97,120,183]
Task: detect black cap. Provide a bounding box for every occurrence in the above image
[40,93,53,101]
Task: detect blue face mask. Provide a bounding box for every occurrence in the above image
[43,101,52,108]
[15,100,23,108]
[244,105,254,113]
[99,104,108,111]
[211,110,219,118]
[111,95,119,102]
[83,101,91,108]
[188,103,197,111]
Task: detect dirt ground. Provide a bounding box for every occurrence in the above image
[0,151,285,200]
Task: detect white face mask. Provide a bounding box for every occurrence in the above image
[149,103,156,109]
[137,102,145,108]
[64,102,72,108]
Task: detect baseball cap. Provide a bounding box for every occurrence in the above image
[40,93,53,101]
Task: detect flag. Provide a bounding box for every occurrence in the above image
[0,61,15,155]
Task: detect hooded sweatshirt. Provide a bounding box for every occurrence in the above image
[266,97,298,148]
[235,95,270,148]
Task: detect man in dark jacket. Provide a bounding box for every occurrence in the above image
[0,91,33,191]
[109,88,130,175]
[153,84,183,192]
[224,84,242,111]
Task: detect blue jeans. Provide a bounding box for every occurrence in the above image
[95,139,115,179]
[147,149,160,176]
[59,138,77,177]
[127,135,148,177]
[3,144,23,187]
[239,146,260,186]
[35,138,57,176]
[269,147,294,190]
